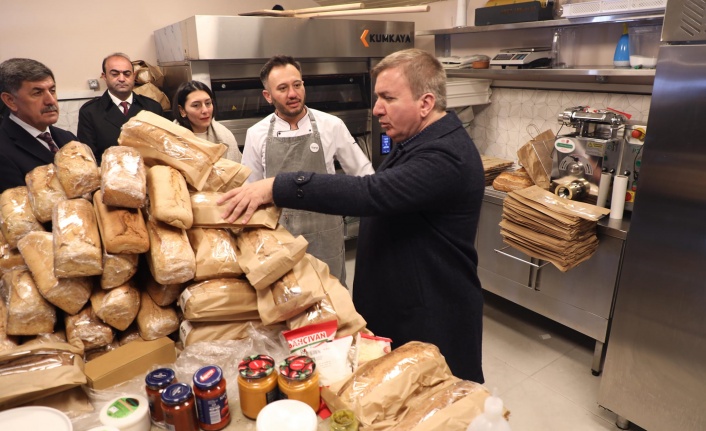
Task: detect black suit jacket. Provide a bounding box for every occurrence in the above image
[0,117,78,193]
[77,91,163,165]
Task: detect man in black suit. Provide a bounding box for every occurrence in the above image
[77,52,163,164]
[0,58,78,193]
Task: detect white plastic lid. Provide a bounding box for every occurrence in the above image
[0,406,72,431]
[99,394,151,431]
[256,399,318,431]
[87,427,121,431]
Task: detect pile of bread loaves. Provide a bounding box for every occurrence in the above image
[0,111,365,359]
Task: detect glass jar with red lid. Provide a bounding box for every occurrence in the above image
[161,382,199,431]
[193,365,231,430]
[278,355,320,413]
[237,354,279,420]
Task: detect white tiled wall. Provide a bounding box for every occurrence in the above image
[469,88,652,161]
[56,99,91,136]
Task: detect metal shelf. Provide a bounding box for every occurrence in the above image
[416,13,664,36]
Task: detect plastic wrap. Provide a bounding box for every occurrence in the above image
[147,165,193,229]
[54,141,101,198]
[179,278,258,322]
[93,190,150,254]
[24,163,68,223]
[144,275,184,307]
[91,282,141,331]
[1,268,56,336]
[65,306,115,351]
[0,186,46,249]
[118,111,226,191]
[0,229,25,275]
[100,146,147,208]
[236,226,308,290]
[0,300,19,353]
[179,319,263,347]
[52,198,103,277]
[17,231,92,315]
[100,251,139,289]
[136,291,179,341]
[200,157,252,192]
[190,192,281,229]
[145,216,196,285]
[187,227,243,281]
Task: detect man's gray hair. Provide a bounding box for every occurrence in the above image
[372,48,447,112]
[0,58,55,95]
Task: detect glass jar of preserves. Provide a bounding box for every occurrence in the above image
[193,365,231,431]
[277,355,320,413]
[145,367,177,425]
[161,383,199,431]
[330,409,359,431]
[238,354,279,420]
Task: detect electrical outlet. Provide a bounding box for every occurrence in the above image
[87,79,99,90]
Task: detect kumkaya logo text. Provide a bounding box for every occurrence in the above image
[360,29,412,48]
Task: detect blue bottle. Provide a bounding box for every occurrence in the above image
[614,24,630,67]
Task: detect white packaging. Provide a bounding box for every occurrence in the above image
[256,399,317,431]
[99,394,151,431]
[0,406,72,431]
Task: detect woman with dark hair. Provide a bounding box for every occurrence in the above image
[173,80,242,162]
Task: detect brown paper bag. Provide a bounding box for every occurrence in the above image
[179,278,259,322]
[133,82,170,111]
[0,341,86,409]
[517,129,555,190]
[132,60,165,88]
[191,192,282,229]
[187,227,243,281]
[200,158,252,192]
[179,319,264,347]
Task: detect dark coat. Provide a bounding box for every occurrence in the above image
[273,111,486,382]
[77,91,163,165]
[0,117,78,193]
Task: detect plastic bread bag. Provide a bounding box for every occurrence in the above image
[143,273,185,307]
[18,231,93,315]
[136,291,180,341]
[25,163,68,223]
[0,229,25,275]
[198,157,252,192]
[179,319,263,347]
[0,186,46,249]
[65,306,115,351]
[145,216,196,285]
[93,190,150,255]
[186,227,243,281]
[0,300,20,353]
[100,146,147,208]
[100,251,139,289]
[236,225,308,290]
[54,141,101,198]
[179,278,259,322]
[118,111,226,190]
[1,268,56,336]
[91,282,141,331]
[52,198,103,278]
[190,191,282,229]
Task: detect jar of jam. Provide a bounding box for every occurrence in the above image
[237,354,279,420]
[193,365,231,430]
[330,409,359,431]
[145,367,177,425]
[277,355,320,413]
[161,383,199,431]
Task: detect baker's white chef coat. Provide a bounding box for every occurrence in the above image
[241,108,374,182]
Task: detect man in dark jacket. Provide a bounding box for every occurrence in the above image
[0,58,78,193]
[218,49,486,382]
[77,52,163,164]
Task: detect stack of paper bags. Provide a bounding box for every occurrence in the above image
[500,186,610,272]
[481,155,514,186]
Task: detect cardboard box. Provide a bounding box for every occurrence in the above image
[474,1,554,26]
[84,337,176,390]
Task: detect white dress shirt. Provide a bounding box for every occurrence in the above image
[108,92,133,110]
[241,108,374,182]
[9,114,53,152]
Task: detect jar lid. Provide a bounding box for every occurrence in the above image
[161,383,193,405]
[193,365,223,390]
[0,407,72,431]
[256,400,317,431]
[239,354,276,379]
[145,367,176,389]
[279,355,316,380]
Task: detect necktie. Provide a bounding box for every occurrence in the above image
[120,101,129,115]
[37,132,59,153]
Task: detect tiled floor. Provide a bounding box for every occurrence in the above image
[344,239,645,431]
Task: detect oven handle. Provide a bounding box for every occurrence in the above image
[493,246,550,269]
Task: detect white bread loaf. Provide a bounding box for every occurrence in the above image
[93,190,149,254]
[145,276,184,307]
[186,227,242,281]
[65,306,115,351]
[54,141,101,198]
[0,229,24,275]
[53,198,103,277]
[91,282,141,331]
[118,111,226,190]
[17,232,93,315]
[1,268,56,335]
[100,252,139,289]
[0,186,46,249]
[147,165,193,229]
[136,291,179,341]
[100,146,147,208]
[200,158,251,192]
[25,164,68,222]
[118,326,143,345]
[145,217,196,284]
[492,168,534,192]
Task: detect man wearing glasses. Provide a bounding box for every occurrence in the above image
[78,52,163,164]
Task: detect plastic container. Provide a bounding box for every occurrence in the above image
[161,383,200,431]
[330,409,359,431]
[255,399,318,431]
[145,367,177,425]
[466,393,511,431]
[629,25,661,68]
[238,354,280,420]
[0,406,73,431]
[193,365,231,430]
[99,395,151,431]
[278,355,320,413]
[613,23,630,67]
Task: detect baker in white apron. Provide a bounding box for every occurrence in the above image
[264,109,347,284]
